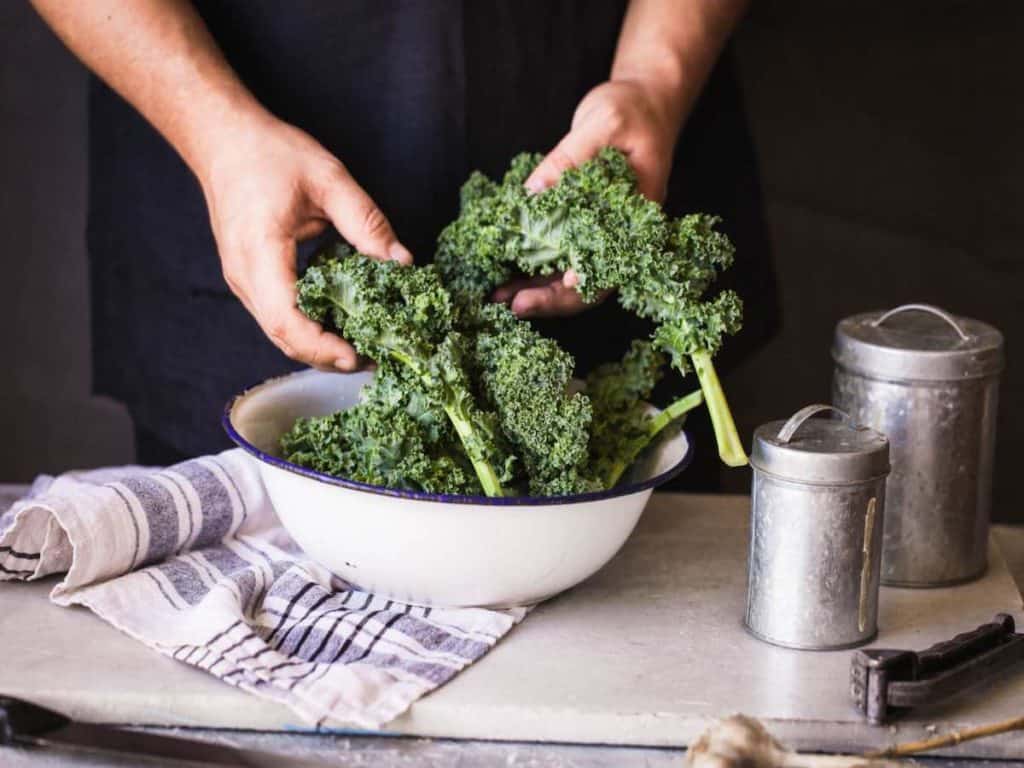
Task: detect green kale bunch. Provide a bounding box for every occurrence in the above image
[436,148,746,467]
[293,245,515,495]
[281,246,697,497]
[461,302,598,496]
[282,146,747,496]
[586,340,703,490]
[280,360,481,494]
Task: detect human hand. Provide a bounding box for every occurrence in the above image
[491,271,593,318]
[497,78,682,318]
[198,116,412,371]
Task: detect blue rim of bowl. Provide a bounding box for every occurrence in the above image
[222,389,695,507]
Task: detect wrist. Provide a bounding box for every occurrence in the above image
[609,1,748,137]
[609,55,692,137]
[173,82,279,187]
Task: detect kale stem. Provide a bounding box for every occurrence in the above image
[646,389,704,438]
[383,344,505,496]
[397,351,504,497]
[603,389,704,489]
[689,350,748,467]
[442,403,505,497]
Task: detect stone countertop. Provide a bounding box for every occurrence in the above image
[2,485,1023,767]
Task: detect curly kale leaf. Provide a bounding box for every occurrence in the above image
[437,148,747,467]
[295,247,515,495]
[652,291,745,466]
[298,243,452,366]
[426,331,519,491]
[586,340,664,489]
[616,214,736,323]
[439,148,738,313]
[650,291,744,370]
[585,341,704,488]
[461,303,598,496]
[434,156,538,304]
[437,148,658,304]
[280,365,481,494]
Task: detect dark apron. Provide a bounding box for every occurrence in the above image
[88,1,777,488]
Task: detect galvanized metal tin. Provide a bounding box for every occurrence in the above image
[832,304,1004,587]
[745,405,890,650]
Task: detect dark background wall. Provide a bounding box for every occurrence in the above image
[1,2,1020,518]
[723,1,1022,519]
[0,2,134,479]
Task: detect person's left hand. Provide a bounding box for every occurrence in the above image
[495,78,682,318]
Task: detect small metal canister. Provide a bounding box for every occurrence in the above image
[832,304,1004,587]
[746,405,890,650]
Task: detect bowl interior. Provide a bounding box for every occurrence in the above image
[230,369,374,456]
[226,369,692,502]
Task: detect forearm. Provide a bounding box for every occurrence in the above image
[612,0,749,132]
[29,0,271,180]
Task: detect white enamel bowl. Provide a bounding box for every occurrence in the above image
[224,369,692,608]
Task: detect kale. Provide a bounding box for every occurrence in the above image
[435,148,747,467]
[585,340,703,489]
[280,362,481,494]
[461,303,598,496]
[282,147,750,496]
[294,245,516,496]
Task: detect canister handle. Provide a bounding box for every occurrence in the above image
[872,303,970,341]
[777,404,859,443]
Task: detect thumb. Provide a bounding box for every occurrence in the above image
[524,124,607,194]
[315,164,412,265]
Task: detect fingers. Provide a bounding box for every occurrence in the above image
[525,121,608,194]
[492,271,602,319]
[511,282,590,319]
[491,273,559,303]
[315,164,413,265]
[510,278,613,319]
[228,235,360,371]
[524,78,675,202]
[523,122,665,201]
[492,272,590,319]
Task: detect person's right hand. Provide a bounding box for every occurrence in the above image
[197,115,412,371]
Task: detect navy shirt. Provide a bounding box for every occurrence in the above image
[88,1,776,484]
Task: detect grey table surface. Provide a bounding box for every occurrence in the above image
[3,484,1024,767]
[5,732,1020,768]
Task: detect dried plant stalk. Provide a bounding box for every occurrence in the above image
[865,715,1024,759]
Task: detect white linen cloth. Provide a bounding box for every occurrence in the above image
[0,449,524,728]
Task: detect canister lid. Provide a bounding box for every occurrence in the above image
[751,405,890,485]
[833,304,1004,382]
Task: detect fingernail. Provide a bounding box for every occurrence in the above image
[334,356,355,372]
[524,178,545,195]
[563,270,579,288]
[388,243,413,265]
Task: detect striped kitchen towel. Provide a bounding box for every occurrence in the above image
[0,449,525,728]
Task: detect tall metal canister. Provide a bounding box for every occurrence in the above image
[746,405,890,650]
[832,304,1004,587]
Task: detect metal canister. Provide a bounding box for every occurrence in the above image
[832,304,1004,587]
[746,405,890,650]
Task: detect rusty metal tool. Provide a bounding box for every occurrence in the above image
[851,613,1024,725]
